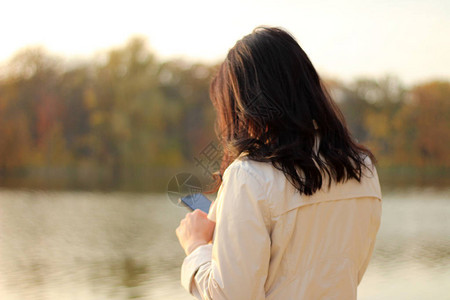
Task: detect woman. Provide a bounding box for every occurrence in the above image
[176,26,382,300]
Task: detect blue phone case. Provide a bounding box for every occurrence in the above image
[180,193,211,213]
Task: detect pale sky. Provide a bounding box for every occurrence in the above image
[1,0,449,85]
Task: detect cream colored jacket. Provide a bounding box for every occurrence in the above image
[181,155,382,300]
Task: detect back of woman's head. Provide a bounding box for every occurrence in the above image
[210,26,375,195]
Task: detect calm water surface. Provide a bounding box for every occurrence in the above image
[0,189,449,300]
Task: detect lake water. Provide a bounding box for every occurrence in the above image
[0,189,449,300]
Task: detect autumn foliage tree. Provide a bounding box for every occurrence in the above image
[0,38,448,190]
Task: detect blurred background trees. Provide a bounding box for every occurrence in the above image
[0,37,448,191]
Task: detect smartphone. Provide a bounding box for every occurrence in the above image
[179,193,212,213]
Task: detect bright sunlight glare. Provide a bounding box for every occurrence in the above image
[1,0,450,84]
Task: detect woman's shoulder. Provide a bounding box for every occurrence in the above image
[222,152,381,203]
[224,154,276,183]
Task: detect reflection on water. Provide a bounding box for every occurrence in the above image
[0,189,449,300]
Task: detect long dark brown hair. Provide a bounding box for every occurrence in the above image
[209,26,375,195]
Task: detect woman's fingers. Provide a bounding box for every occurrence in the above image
[192,209,206,216]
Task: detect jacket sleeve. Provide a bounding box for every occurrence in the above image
[357,197,382,284]
[181,164,271,300]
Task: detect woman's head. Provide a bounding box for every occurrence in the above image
[210,26,374,195]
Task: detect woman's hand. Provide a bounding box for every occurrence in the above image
[176,209,216,255]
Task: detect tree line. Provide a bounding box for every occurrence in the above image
[0,38,448,191]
